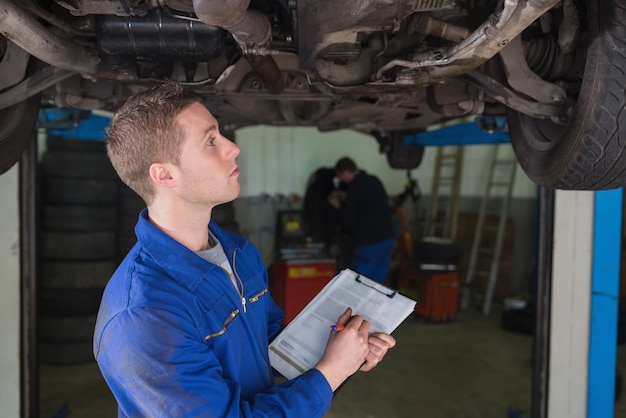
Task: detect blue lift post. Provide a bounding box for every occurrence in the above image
[588,189,622,417]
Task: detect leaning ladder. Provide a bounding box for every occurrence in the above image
[460,144,517,315]
[427,146,464,240]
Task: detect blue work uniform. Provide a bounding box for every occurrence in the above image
[93,209,333,417]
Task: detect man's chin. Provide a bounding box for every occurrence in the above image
[226,186,241,203]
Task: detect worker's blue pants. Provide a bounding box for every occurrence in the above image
[350,237,395,283]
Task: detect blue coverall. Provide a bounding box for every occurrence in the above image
[94,209,333,417]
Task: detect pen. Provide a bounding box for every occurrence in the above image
[329,324,345,331]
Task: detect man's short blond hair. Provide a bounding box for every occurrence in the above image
[106,82,200,204]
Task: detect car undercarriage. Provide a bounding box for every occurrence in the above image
[1,0,625,189]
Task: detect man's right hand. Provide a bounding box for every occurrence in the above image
[314,307,370,391]
[327,190,345,209]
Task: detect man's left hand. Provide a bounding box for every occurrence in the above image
[360,332,396,372]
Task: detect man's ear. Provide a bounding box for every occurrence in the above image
[149,163,176,188]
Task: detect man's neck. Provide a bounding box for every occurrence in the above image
[147,200,213,252]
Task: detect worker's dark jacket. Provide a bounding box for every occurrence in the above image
[94,209,332,417]
[343,170,394,244]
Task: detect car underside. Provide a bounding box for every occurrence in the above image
[1,0,625,189]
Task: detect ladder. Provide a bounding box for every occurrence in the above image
[427,146,464,239]
[460,144,517,315]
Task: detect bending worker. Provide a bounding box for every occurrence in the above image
[328,157,395,283]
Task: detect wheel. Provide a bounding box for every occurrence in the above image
[42,205,117,231]
[501,307,535,336]
[508,0,626,189]
[42,178,118,205]
[39,260,115,289]
[41,150,117,179]
[386,133,425,170]
[375,131,425,170]
[39,315,97,343]
[39,287,105,316]
[46,135,107,153]
[40,230,116,260]
[39,341,95,365]
[0,93,41,174]
[413,237,464,266]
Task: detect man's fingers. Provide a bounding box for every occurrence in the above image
[369,332,396,348]
[336,307,352,326]
[358,318,371,333]
[359,360,377,372]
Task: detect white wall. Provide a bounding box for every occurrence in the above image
[0,165,21,418]
[236,126,406,197]
[235,126,537,199]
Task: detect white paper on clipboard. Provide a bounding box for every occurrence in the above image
[268,268,417,380]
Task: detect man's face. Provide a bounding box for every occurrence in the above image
[172,102,241,207]
[336,170,354,184]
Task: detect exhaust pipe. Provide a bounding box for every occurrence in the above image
[0,0,100,75]
[192,0,284,94]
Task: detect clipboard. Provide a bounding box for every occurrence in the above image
[268,268,417,380]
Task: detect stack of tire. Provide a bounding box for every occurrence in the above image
[38,136,118,365]
[116,183,144,264]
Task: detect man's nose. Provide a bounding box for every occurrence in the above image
[226,138,240,158]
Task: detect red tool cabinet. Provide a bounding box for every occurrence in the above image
[272,259,337,324]
[398,268,459,322]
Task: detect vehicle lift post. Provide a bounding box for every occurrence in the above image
[535,189,622,418]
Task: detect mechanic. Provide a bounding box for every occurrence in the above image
[93,82,396,417]
[328,157,395,283]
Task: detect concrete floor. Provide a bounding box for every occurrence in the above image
[40,308,626,417]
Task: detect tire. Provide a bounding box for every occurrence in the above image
[39,315,97,343]
[46,135,107,153]
[386,133,425,170]
[40,230,116,260]
[42,178,118,205]
[41,150,117,180]
[0,93,41,174]
[39,287,104,316]
[117,235,138,260]
[118,214,138,235]
[119,183,145,215]
[41,205,117,231]
[117,214,138,260]
[39,341,95,365]
[36,138,115,367]
[508,0,626,189]
[413,237,464,266]
[39,260,115,289]
[501,307,535,336]
[117,185,142,261]
[302,167,341,246]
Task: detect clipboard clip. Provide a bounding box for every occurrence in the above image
[355,275,396,298]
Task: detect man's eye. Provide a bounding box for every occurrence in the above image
[208,137,217,146]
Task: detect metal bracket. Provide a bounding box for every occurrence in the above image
[499,35,566,104]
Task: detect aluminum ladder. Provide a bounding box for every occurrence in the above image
[460,144,517,315]
[427,146,464,240]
